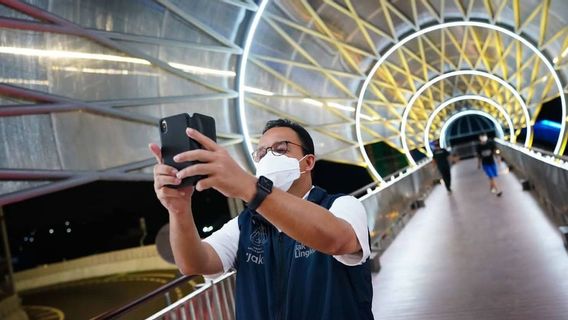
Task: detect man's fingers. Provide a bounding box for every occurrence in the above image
[149,143,163,164]
[186,128,219,151]
[174,149,215,163]
[154,164,179,176]
[158,186,186,198]
[176,163,214,180]
[156,175,182,188]
[195,177,215,192]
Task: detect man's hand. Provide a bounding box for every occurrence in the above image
[149,143,194,215]
[174,128,256,201]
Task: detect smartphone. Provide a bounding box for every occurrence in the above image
[159,113,217,188]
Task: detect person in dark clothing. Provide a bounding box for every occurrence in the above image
[149,119,374,320]
[476,133,502,197]
[432,141,453,193]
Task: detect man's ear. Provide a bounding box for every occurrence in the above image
[304,154,316,172]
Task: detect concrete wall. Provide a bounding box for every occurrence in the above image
[14,245,176,292]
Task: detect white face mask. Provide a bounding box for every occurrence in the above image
[255,153,307,191]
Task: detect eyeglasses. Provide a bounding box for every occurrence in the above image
[251,140,309,162]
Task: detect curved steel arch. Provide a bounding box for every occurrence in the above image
[423,95,516,157]
[237,0,270,170]
[356,20,566,182]
[438,110,505,149]
[400,70,531,166]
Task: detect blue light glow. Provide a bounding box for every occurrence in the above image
[539,120,562,129]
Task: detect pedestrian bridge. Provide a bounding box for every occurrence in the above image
[25,141,563,320]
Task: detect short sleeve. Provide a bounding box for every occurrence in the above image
[202,216,239,276]
[328,196,371,266]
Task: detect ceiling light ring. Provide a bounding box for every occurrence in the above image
[356,21,566,182]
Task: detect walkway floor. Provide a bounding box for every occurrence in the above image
[372,159,568,320]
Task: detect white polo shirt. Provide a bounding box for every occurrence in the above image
[203,188,370,274]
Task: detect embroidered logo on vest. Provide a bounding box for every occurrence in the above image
[246,223,267,265]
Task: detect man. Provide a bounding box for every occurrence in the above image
[149,119,373,319]
[476,133,502,197]
[431,141,453,193]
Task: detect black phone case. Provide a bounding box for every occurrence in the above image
[159,113,216,188]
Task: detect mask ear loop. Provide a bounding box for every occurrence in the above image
[298,154,312,174]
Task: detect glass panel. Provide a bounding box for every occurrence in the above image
[0,95,33,105]
[168,0,245,41]
[0,29,219,101]
[48,0,167,38]
[0,180,52,195]
[23,0,239,46]
[51,112,157,170]
[161,6,227,46]
[117,41,236,91]
[121,98,234,134]
[0,115,61,170]
[0,4,38,21]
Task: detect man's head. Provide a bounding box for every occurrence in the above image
[262,119,315,156]
[479,133,488,144]
[254,119,316,193]
[432,140,440,150]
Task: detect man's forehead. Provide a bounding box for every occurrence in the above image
[259,127,300,146]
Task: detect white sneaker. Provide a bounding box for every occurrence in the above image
[490,188,497,194]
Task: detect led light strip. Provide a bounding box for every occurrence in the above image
[356,21,566,181]
[0,46,151,64]
[438,110,505,150]
[423,95,514,156]
[168,62,236,77]
[0,46,235,76]
[496,138,568,171]
[237,0,269,169]
[401,70,530,166]
[0,78,49,86]
[359,159,433,201]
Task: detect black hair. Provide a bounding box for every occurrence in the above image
[262,119,315,155]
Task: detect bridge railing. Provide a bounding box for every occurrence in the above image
[357,159,438,253]
[98,161,440,319]
[497,139,568,227]
[145,271,236,320]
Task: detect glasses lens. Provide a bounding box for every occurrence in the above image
[270,141,288,156]
[252,148,266,162]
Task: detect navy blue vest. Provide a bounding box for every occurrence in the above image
[235,186,374,320]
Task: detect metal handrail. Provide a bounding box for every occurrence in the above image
[350,166,412,198]
[146,271,236,320]
[522,144,568,162]
[351,158,432,198]
[89,274,196,320]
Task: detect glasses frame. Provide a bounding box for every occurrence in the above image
[251,140,309,162]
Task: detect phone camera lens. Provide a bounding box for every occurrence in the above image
[160,120,167,133]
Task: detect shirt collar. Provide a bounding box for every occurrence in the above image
[301,186,315,200]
